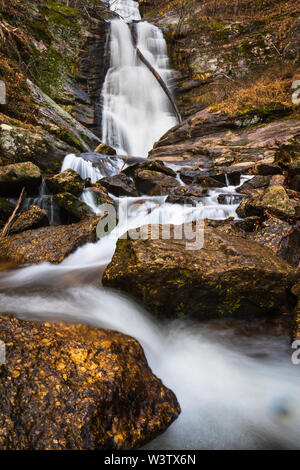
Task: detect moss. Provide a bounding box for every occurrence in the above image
[27,19,52,45]
[41,2,81,29]
[29,47,70,100]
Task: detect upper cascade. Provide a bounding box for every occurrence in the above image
[108,0,141,22]
[102,0,177,157]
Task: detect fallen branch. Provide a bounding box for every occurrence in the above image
[136,47,183,124]
[1,187,25,238]
[118,155,130,174]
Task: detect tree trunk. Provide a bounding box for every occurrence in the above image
[136,48,182,124]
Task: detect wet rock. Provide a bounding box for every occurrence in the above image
[9,206,49,235]
[0,198,15,225]
[239,175,271,194]
[53,193,93,223]
[0,314,180,450]
[237,186,295,220]
[0,162,41,197]
[124,160,176,178]
[0,216,103,264]
[255,163,282,176]
[46,169,85,197]
[166,185,207,205]
[178,168,238,187]
[94,143,116,155]
[103,226,297,319]
[274,136,300,176]
[290,175,300,192]
[134,170,180,196]
[149,111,300,169]
[217,193,244,205]
[99,174,138,197]
[0,123,75,173]
[87,185,114,206]
[246,217,300,268]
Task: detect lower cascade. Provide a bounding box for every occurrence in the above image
[0,0,300,452]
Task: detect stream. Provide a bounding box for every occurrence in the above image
[1,0,300,450]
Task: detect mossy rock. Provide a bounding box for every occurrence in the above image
[46,169,85,197]
[103,225,297,319]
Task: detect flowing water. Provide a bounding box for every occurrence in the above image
[1,0,300,450]
[101,0,177,156]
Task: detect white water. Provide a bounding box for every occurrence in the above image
[0,286,300,449]
[101,0,177,156]
[1,1,300,451]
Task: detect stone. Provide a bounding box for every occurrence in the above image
[99,174,138,197]
[87,185,114,206]
[237,186,295,220]
[9,205,49,235]
[124,160,176,178]
[255,163,282,176]
[0,216,103,264]
[94,143,116,155]
[0,314,180,450]
[166,186,207,205]
[103,225,297,318]
[0,162,41,197]
[239,175,271,194]
[290,175,300,192]
[134,170,180,196]
[247,217,300,268]
[53,193,93,222]
[0,198,15,224]
[46,169,85,197]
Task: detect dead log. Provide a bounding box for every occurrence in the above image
[135,47,182,125]
[1,187,25,238]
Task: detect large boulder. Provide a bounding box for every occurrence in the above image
[239,175,271,194]
[89,185,114,206]
[236,186,295,220]
[9,205,49,235]
[0,162,41,197]
[46,169,85,197]
[124,160,176,178]
[246,217,300,268]
[103,226,297,318]
[274,137,300,176]
[0,314,180,450]
[99,174,138,197]
[0,216,103,264]
[53,193,93,222]
[134,170,180,196]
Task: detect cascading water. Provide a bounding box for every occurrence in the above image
[101,0,177,156]
[1,0,300,451]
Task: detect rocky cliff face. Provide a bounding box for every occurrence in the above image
[140,0,299,121]
[0,0,114,172]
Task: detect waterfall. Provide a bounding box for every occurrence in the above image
[1,0,300,451]
[61,153,124,183]
[101,0,177,156]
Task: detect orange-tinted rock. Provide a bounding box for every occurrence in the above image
[0,314,180,449]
